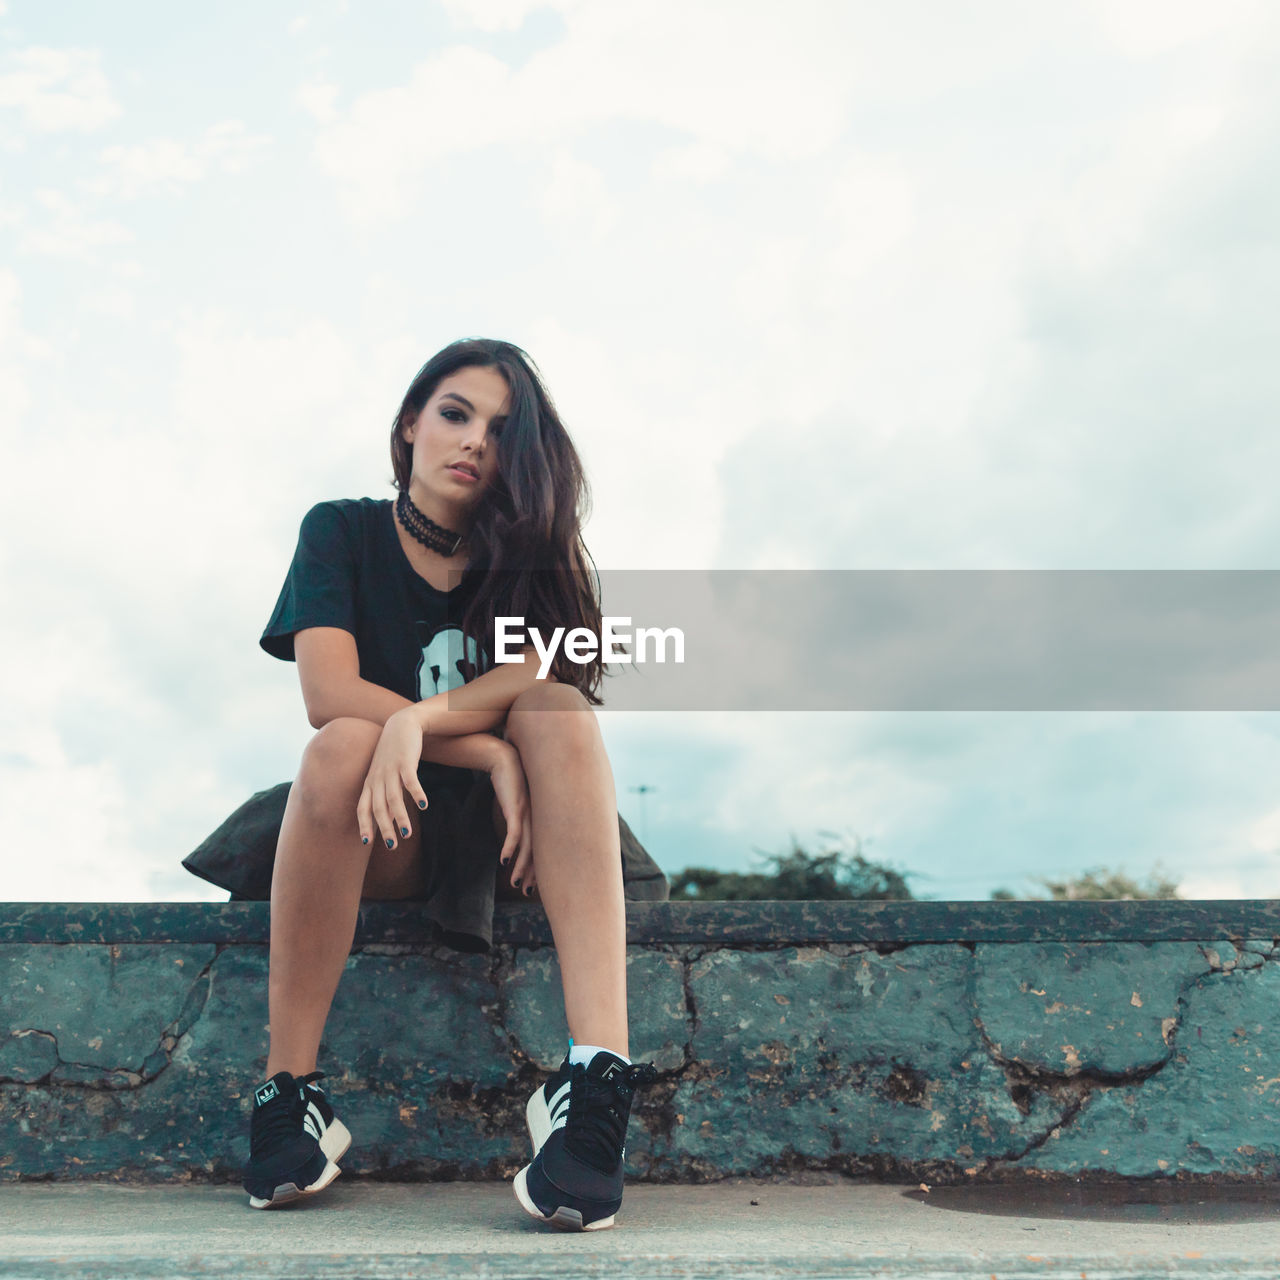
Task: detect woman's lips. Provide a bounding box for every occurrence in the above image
[447,465,478,482]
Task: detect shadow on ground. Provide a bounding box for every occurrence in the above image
[905,1180,1280,1223]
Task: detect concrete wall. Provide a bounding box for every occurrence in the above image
[3,900,1280,1183]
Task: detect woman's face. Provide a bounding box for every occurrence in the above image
[402,364,510,522]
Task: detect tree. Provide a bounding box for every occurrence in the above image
[668,832,917,901]
[989,863,1182,901]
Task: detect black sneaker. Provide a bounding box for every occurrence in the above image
[243,1071,342,1209]
[513,1050,656,1231]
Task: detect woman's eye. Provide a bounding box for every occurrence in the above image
[441,408,465,422]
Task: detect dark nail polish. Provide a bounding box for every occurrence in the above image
[362,836,369,845]
[418,800,427,809]
[512,876,521,887]
[523,886,532,897]
[386,838,394,849]
[401,826,410,837]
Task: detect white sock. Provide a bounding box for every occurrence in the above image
[568,1042,630,1066]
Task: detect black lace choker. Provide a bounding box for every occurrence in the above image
[396,490,465,556]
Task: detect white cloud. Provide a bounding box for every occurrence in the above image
[825,154,917,280]
[0,46,121,132]
[311,44,515,218]
[79,287,135,320]
[200,119,270,171]
[98,137,202,189]
[518,314,733,570]
[0,752,139,900]
[1245,806,1280,856]
[1028,99,1234,277]
[1176,863,1280,900]
[0,268,48,435]
[0,572,150,899]
[440,0,581,32]
[706,72,1280,573]
[19,188,132,260]
[165,312,376,568]
[296,80,339,124]
[650,142,730,186]
[537,147,616,239]
[0,680,256,901]
[312,2,857,221]
[0,308,403,900]
[1085,0,1272,57]
[0,269,27,426]
[90,120,271,199]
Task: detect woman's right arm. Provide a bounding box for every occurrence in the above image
[311,622,533,874]
[294,626,509,773]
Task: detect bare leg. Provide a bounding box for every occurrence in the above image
[504,683,628,1057]
[266,717,426,1078]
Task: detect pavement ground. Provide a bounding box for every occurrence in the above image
[2,1179,1280,1278]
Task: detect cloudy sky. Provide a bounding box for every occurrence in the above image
[3,0,1279,903]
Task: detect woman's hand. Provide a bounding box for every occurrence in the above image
[489,741,535,896]
[357,708,428,850]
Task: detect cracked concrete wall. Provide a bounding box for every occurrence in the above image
[3,935,1279,1182]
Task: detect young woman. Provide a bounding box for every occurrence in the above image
[243,338,657,1231]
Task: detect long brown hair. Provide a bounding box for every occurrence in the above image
[390,338,607,704]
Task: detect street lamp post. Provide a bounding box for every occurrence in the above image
[628,783,657,847]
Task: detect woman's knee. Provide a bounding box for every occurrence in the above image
[505,681,599,758]
[293,717,381,821]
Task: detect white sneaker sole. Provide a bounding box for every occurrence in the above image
[320,1118,352,1164]
[247,1157,341,1210]
[512,1164,615,1231]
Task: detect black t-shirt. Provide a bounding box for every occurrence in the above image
[261,497,490,794]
